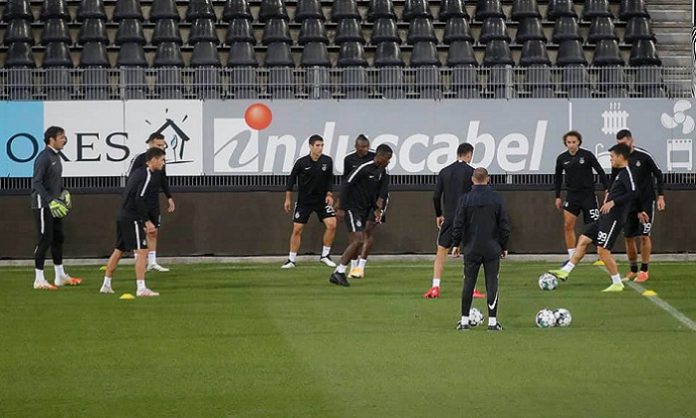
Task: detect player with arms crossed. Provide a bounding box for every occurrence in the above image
[128,133,176,272]
[282,135,337,269]
[614,129,665,283]
[329,145,393,287]
[554,131,609,260]
[424,143,484,300]
[548,143,639,292]
[100,147,166,297]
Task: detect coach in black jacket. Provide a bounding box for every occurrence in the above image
[451,168,511,331]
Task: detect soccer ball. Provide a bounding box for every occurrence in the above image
[538,273,558,290]
[469,308,484,327]
[554,308,572,327]
[535,309,556,328]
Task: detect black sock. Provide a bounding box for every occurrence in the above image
[630,262,638,273]
[641,263,649,272]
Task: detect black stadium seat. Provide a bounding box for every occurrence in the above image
[624,17,655,43]
[438,0,468,21]
[4,19,34,45]
[552,16,582,43]
[152,18,182,45]
[367,0,396,22]
[227,41,258,66]
[407,17,438,44]
[259,0,289,22]
[40,0,71,22]
[371,18,401,44]
[40,19,71,45]
[113,0,144,21]
[516,17,546,43]
[115,19,146,45]
[337,41,368,66]
[511,0,541,21]
[186,0,216,22]
[76,0,107,22]
[150,0,180,22]
[262,18,292,45]
[588,16,619,43]
[189,18,219,44]
[546,0,577,20]
[3,0,33,22]
[479,17,510,44]
[582,0,612,20]
[298,18,329,45]
[223,0,252,22]
[331,0,361,22]
[403,0,433,22]
[443,17,474,44]
[78,18,109,45]
[334,19,365,44]
[226,19,256,44]
[295,0,324,22]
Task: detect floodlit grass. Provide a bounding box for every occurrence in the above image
[1,261,696,417]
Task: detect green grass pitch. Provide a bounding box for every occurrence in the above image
[1,261,696,417]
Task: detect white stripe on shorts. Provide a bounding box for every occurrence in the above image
[134,221,142,250]
[603,220,617,248]
[40,208,45,234]
[348,210,356,232]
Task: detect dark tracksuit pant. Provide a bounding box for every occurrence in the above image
[33,208,64,270]
[461,256,499,319]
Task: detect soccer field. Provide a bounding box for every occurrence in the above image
[1,261,696,417]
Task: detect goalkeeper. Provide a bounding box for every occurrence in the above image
[30,126,82,290]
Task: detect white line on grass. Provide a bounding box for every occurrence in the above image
[625,281,696,332]
[595,264,696,332]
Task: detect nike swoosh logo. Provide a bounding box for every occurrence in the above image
[52,162,57,165]
[563,161,570,165]
[304,167,311,170]
[488,291,498,311]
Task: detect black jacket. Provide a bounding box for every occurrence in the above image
[611,147,663,210]
[341,161,389,211]
[119,167,158,222]
[128,152,172,205]
[31,147,63,209]
[433,160,474,218]
[451,185,511,261]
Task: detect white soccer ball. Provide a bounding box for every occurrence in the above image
[554,308,572,327]
[535,309,556,328]
[469,308,484,327]
[538,273,558,291]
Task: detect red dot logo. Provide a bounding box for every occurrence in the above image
[244,103,272,131]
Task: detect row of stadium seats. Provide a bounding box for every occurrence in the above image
[0,0,651,24]
[1,0,659,69]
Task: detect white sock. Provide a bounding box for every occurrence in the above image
[136,280,146,292]
[460,315,469,325]
[54,264,66,278]
[148,251,156,265]
[432,278,441,287]
[358,258,367,269]
[321,246,331,258]
[102,276,112,287]
[611,274,622,285]
[288,252,297,263]
[488,317,497,327]
[567,249,576,258]
[336,264,347,274]
[561,261,576,273]
[350,259,358,269]
[35,269,45,282]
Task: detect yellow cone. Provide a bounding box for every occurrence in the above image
[99,265,107,271]
[592,260,605,266]
[642,290,657,297]
[120,293,135,300]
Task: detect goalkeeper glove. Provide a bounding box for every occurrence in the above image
[49,199,69,218]
[59,189,72,209]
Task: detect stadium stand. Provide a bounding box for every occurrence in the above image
[0,0,691,99]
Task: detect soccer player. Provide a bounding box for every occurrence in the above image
[548,143,639,292]
[424,143,485,299]
[329,144,393,286]
[100,147,166,297]
[451,168,511,331]
[614,129,665,283]
[341,135,385,279]
[282,135,337,268]
[128,133,176,272]
[554,131,609,259]
[31,126,82,290]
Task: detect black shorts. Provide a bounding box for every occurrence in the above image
[583,212,624,251]
[624,199,656,238]
[147,207,161,229]
[292,201,336,224]
[563,191,599,224]
[345,208,370,233]
[437,220,454,248]
[115,220,148,252]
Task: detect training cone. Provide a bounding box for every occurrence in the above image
[592,260,605,266]
[642,290,657,297]
[120,293,135,300]
[99,265,107,271]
